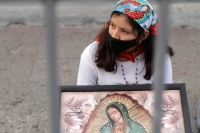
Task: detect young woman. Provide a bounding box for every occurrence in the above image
[77,0,174,85]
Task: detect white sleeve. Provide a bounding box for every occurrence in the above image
[163,54,173,83]
[77,42,98,85]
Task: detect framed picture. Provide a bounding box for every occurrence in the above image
[60,84,191,133]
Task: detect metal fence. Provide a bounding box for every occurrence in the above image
[31,0,199,133]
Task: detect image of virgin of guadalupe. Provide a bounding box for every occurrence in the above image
[99,102,147,133]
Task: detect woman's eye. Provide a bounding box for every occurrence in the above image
[113,111,118,114]
[122,30,128,34]
[110,23,114,27]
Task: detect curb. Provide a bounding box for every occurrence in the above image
[0,1,200,27]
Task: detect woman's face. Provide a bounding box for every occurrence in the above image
[109,14,139,53]
[109,14,138,41]
[108,107,122,122]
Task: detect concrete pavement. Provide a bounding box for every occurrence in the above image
[0,1,200,133]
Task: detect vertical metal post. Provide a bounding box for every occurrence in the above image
[152,0,169,133]
[45,0,60,133]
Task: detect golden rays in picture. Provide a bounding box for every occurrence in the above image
[83,94,151,133]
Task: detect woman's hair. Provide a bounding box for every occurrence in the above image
[106,103,124,126]
[95,11,174,80]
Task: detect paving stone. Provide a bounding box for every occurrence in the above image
[30,59,80,85]
[0,25,44,82]
[57,24,102,59]
[0,82,51,133]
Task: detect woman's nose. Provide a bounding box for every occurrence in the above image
[111,30,120,40]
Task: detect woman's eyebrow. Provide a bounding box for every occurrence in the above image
[121,27,131,31]
[110,21,115,25]
[110,19,131,32]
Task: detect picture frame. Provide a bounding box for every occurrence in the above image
[60,84,191,133]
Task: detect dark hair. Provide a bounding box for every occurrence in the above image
[106,103,124,126]
[95,11,174,80]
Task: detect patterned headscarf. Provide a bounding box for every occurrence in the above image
[113,0,158,35]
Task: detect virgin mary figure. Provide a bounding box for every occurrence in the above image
[99,102,147,133]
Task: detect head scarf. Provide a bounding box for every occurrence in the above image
[113,0,158,35]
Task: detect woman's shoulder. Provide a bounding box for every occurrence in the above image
[81,41,99,58]
[128,120,147,132]
[82,41,99,53]
[99,122,112,132]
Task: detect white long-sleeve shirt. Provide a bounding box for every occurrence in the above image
[77,41,172,85]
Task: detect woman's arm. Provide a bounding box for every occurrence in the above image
[77,42,98,85]
[163,54,173,83]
